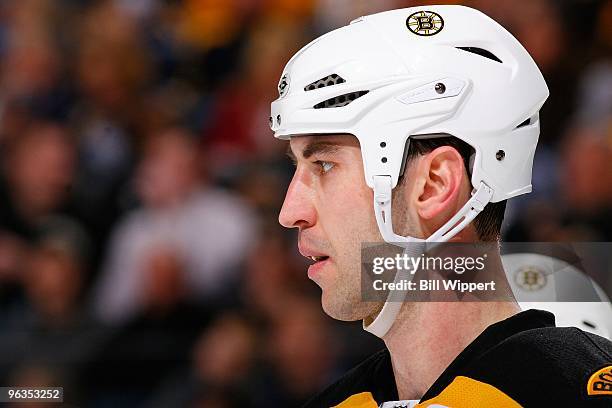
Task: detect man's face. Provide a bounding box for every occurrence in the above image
[279,134,384,321]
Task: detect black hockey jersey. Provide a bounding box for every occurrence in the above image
[302,309,612,407]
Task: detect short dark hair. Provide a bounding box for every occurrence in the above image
[401,135,506,241]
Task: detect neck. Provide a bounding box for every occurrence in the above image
[381,248,520,401]
[384,301,519,400]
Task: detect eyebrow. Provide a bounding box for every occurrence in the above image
[286,140,341,162]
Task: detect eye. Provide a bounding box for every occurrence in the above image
[315,160,335,174]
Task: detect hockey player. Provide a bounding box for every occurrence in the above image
[271,5,612,407]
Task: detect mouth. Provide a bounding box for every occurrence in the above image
[307,255,330,263]
[298,241,331,279]
[304,254,331,280]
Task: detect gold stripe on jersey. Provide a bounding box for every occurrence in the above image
[415,376,522,407]
[332,376,522,407]
[332,392,378,408]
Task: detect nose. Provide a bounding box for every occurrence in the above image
[279,170,316,230]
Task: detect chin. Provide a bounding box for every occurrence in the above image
[321,299,356,321]
[320,290,376,322]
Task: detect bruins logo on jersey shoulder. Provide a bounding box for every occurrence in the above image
[587,365,612,396]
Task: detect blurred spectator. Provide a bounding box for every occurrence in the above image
[0,121,77,307]
[598,0,612,52]
[148,312,257,407]
[70,1,153,246]
[233,160,292,215]
[575,61,612,126]
[85,247,212,406]
[0,217,102,392]
[20,218,90,326]
[558,123,612,240]
[0,0,73,134]
[194,313,256,391]
[1,120,76,237]
[75,1,152,120]
[173,0,247,51]
[0,232,27,295]
[93,127,257,324]
[202,16,308,173]
[250,296,339,407]
[241,224,310,321]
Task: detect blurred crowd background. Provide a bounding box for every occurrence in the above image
[0,0,610,406]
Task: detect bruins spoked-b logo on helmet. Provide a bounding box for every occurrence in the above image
[515,265,547,291]
[406,10,444,36]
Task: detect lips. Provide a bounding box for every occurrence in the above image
[307,255,329,263]
[298,242,330,263]
[298,241,331,278]
[305,255,331,280]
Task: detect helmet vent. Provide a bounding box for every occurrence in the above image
[515,117,531,129]
[583,320,596,329]
[304,74,346,91]
[313,90,369,109]
[456,47,502,63]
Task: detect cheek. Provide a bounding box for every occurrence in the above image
[318,176,378,258]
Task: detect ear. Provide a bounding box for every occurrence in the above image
[415,146,466,220]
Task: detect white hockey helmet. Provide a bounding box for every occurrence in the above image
[272,5,549,336]
[271,4,548,243]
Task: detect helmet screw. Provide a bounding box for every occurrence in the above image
[380,142,386,148]
[381,157,388,163]
[435,83,446,94]
[496,150,505,161]
[277,115,281,126]
[269,116,273,128]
